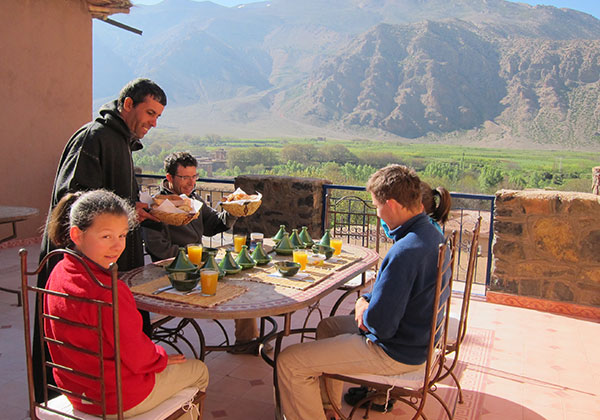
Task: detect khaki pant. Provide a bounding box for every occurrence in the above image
[276,316,423,420]
[121,359,209,420]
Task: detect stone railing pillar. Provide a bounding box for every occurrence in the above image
[491,189,600,308]
[231,175,331,238]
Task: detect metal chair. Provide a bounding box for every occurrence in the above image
[440,216,482,404]
[322,230,459,420]
[20,248,205,420]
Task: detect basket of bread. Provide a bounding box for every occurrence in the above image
[220,188,262,217]
[149,194,203,226]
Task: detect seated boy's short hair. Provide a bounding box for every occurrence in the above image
[366,164,422,210]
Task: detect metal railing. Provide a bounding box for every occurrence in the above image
[322,185,494,290]
[136,174,495,291]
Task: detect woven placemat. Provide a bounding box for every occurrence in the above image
[130,275,247,308]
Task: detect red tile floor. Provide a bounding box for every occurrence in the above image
[1,242,598,420]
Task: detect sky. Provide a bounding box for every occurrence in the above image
[132,0,600,20]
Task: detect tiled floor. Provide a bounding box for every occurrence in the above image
[1,243,599,420]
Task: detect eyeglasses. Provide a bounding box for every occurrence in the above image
[174,174,199,181]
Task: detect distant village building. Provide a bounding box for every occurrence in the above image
[195,149,227,177]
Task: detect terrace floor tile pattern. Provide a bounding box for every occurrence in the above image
[0,244,598,419]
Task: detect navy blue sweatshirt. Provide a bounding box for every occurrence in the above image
[362,212,445,365]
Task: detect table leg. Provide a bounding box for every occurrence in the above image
[0,221,22,306]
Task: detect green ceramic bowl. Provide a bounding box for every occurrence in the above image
[167,271,200,291]
[275,261,301,277]
[312,244,335,260]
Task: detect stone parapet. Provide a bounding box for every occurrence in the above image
[491,189,600,308]
[231,175,331,239]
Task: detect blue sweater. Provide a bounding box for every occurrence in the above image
[362,212,445,365]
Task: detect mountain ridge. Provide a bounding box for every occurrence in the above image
[93,0,600,148]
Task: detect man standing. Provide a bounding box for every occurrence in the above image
[34,78,166,401]
[143,152,260,352]
[276,164,449,420]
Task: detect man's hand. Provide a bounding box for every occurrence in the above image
[354,296,369,331]
[166,354,186,365]
[136,202,160,222]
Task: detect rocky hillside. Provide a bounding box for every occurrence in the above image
[93,0,600,147]
[287,20,600,145]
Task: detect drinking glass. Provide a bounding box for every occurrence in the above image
[187,243,203,265]
[293,249,308,271]
[331,238,343,256]
[233,234,247,253]
[200,269,219,296]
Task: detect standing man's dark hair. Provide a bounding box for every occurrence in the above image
[34,78,166,403]
[117,78,167,110]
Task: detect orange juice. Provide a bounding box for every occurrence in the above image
[200,269,218,296]
[187,244,203,265]
[293,249,308,271]
[234,235,246,253]
[331,238,343,256]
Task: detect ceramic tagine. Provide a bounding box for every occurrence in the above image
[235,245,256,269]
[274,232,294,255]
[289,228,303,249]
[166,247,199,274]
[218,249,242,274]
[203,250,225,279]
[299,226,314,248]
[319,228,332,247]
[251,242,272,265]
[272,225,287,243]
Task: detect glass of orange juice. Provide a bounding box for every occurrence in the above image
[200,269,218,296]
[187,243,203,266]
[233,234,246,253]
[293,249,308,271]
[331,238,343,256]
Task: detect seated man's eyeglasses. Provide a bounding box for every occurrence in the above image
[174,174,199,181]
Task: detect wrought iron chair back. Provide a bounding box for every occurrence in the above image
[323,230,459,420]
[21,248,123,420]
[20,248,206,420]
[440,216,482,403]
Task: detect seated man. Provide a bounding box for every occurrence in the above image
[143,152,258,351]
[276,164,448,420]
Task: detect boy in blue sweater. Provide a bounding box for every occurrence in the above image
[276,164,446,420]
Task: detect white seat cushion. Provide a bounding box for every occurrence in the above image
[342,366,427,390]
[36,387,199,420]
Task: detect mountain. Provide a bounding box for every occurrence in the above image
[93,0,600,148]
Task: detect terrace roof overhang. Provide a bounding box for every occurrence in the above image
[87,0,142,35]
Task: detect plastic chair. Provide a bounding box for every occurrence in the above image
[440,216,482,404]
[20,248,205,420]
[322,230,459,420]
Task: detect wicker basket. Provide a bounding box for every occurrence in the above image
[220,199,262,217]
[150,209,200,226]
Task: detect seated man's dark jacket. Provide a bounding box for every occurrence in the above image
[143,180,236,261]
[361,212,448,365]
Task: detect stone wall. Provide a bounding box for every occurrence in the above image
[231,175,331,239]
[491,189,600,307]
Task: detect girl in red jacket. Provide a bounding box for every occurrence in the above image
[45,189,208,418]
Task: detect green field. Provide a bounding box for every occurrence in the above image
[134,133,599,195]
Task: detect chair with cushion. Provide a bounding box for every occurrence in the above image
[322,230,459,420]
[440,216,482,404]
[20,248,205,420]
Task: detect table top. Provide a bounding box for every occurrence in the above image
[123,243,379,320]
[0,206,39,224]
